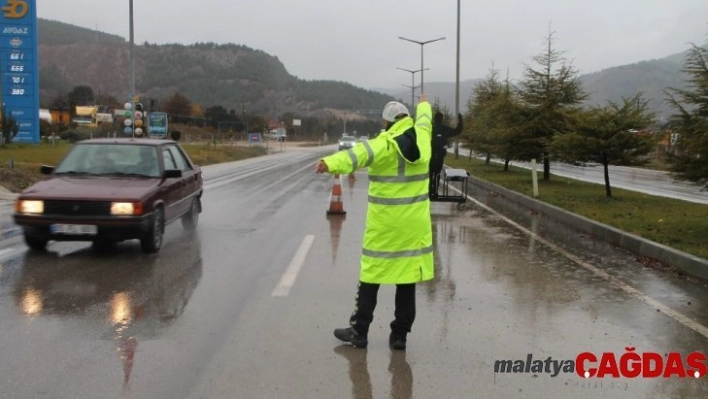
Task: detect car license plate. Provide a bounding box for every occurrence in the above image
[50,224,98,235]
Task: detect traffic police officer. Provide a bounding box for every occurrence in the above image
[315,94,433,350]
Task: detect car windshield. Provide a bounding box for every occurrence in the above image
[54,143,161,177]
[341,136,356,142]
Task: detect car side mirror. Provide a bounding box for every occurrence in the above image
[40,165,55,175]
[163,169,182,178]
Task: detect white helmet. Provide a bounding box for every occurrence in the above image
[382,101,409,122]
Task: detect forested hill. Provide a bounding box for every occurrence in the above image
[36,19,393,116]
[579,50,692,120]
[377,47,704,120]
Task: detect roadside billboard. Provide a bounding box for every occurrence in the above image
[147,112,168,138]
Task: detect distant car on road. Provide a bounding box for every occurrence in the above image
[13,138,203,253]
[338,135,357,151]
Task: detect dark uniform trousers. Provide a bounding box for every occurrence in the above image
[349,281,416,337]
[429,150,446,196]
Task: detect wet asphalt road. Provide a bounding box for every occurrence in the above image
[0,145,707,398]
[458,150,708,204]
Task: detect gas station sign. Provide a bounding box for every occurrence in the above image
[0,0,38,143]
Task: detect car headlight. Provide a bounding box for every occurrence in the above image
[111,202,143,215]
[15,200,44,215]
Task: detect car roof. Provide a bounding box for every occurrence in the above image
[77,138,176,146]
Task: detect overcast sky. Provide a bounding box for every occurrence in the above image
[37,0,708,90]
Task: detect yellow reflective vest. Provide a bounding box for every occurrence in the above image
[322,101,433,284]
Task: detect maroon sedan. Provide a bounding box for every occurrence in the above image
[13,138,203,253]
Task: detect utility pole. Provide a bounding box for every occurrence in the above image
[242,102,247,141]
[454,0,461,159]
[129,0,136,138]
[401,84,419,110]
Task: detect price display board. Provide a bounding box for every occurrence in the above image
[0,0,38,143]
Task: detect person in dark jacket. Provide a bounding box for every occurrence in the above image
[429,112,463,198]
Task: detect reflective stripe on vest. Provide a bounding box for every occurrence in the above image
[416,115,431,131]
[362,141,375,167]
[348,141,376,170]
[369,153,427,203]
[368,194,428,205]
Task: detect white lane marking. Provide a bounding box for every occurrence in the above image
[271,235,315,297]
[447,182,708,338]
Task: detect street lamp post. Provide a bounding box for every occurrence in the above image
[454,0,461,159]
[129,0,136,138]
[396,67,428,108]
[398,36,445,94]
[401,84,419,110]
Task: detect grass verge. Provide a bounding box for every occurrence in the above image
[0,141,268,192]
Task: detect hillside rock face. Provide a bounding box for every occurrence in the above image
[40,41,132,97]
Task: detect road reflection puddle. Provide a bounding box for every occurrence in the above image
[334,346,413,398]
[327,214,346,265]
[334,346,372,398]
[11,234,204,392]
[19,287,42,316]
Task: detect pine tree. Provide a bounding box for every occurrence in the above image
[465,68,503,164]
[665,43,708,189]
[550,95,656,197]
[466,68,528,170]
[517,27,587,181]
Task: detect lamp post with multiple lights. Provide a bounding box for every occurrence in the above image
[398,36,445,94]
[396,67,428,108]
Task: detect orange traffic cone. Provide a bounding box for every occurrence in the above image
[327,174,346,215]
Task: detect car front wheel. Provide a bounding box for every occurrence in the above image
[141,207,164,253]
[24,234,48,251]
[181,198,200,231]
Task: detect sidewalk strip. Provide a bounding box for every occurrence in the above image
[450,185,708,339]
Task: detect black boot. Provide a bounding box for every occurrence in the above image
[334,327,368,348]
[389,283,415,351]
[336,282,379,349]
[389,333,407,350]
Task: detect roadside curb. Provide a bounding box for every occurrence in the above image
[467,175,708,281]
